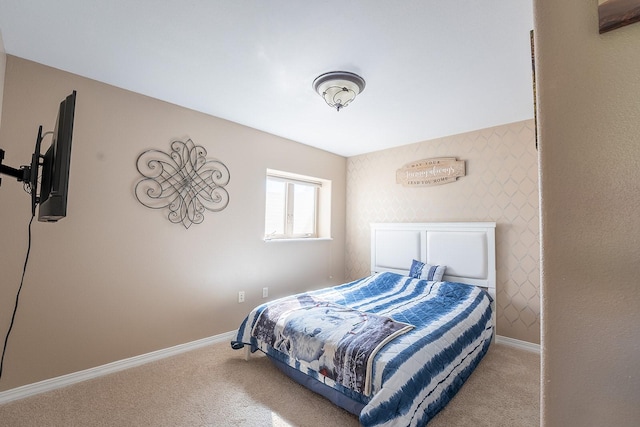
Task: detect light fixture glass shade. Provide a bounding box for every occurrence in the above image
[313,71,366,111]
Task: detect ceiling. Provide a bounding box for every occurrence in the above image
[0,0,534,157]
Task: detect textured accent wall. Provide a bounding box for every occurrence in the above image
[346,119,539,344]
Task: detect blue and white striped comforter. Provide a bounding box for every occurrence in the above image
[232,271,494,426]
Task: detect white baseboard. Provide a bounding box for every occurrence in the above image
[0,330,236,405]
[0,331,537,405]
[496,335,540,354]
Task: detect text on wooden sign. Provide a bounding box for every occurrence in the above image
[396,157,465,187]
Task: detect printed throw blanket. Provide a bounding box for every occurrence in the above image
[251,294,413,396]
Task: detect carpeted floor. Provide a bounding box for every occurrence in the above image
[0,341,539,426]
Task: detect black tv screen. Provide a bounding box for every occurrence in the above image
[38,91,76,222]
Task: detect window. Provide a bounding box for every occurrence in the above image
[264,169,331,240]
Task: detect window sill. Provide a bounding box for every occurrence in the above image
[263,237,333,243]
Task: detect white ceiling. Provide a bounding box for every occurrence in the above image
[0,0,534,157]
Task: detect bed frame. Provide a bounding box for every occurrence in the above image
[240,221,497,417]
[370,222,496,330]
[245,221,497,361]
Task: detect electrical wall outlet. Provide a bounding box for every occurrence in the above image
[262,287,269,298]
[238,291,245,303]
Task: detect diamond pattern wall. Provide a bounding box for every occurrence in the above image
[345,119,540,344]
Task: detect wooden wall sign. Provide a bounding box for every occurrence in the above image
[396,157,465,187]
[599,0,640,34]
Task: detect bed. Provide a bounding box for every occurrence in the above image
[231,222,496,426]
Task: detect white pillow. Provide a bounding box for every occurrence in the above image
[420,263,447,281]
[408,259,447,281]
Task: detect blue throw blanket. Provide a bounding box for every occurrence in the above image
[251,294,413,396]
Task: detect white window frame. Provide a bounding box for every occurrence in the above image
[264,169,331,241]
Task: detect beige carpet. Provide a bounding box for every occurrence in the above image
[0,341,539,426]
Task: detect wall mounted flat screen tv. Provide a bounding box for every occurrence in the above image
[0,90,76,222]
[37,91,76,221]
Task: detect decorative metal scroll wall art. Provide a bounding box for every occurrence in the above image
[135,139,230,229]
[396,157,465,187]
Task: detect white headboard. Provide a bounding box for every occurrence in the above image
[370,222,496,301]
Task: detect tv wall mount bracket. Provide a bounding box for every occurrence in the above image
[0,126,47,215]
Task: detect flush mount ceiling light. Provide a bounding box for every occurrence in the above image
[313,71,366,112]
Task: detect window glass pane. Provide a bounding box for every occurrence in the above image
[265,179,286,236]
[292,183,315,235]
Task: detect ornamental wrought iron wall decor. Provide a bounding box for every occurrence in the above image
[135,138,230,229]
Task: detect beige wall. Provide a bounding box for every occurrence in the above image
[345,120,540,344]
[0,56,346,391]
[535,1,640,426]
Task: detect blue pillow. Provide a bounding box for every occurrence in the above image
[409,259,424,278]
